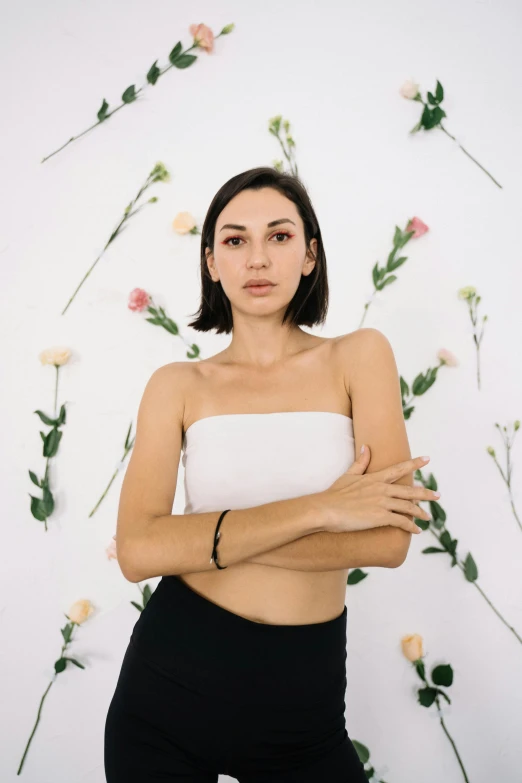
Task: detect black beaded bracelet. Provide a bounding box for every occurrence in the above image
[210,509,230,570]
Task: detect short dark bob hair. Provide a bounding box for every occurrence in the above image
[187,166,329,334]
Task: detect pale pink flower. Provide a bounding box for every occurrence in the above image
[128,288,151,312]
[172,211,197,234]
[106,535,118,561]
[401,633,424,662]
[400,79,420,99]
[406,216,429,238]
[67,599,95,625]
[437,348,459,367]
[189,23,214,53]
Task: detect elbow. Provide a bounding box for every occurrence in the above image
[386,531,413,568]
[117,538,143,583]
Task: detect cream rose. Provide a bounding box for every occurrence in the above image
[39,347,72,366]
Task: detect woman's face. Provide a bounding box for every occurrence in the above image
[205,187,317,311]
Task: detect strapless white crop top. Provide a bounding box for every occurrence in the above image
[181,411,355,514]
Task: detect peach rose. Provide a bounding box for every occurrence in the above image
[67,599,95,625]
[172,211,197,235]
[400,79,420,99]
[406,217,429,238]
[39,347,72,367]
[128,288,151,312]
[189,23,214,53]
[437,348,459,367]
[401,633,424,662]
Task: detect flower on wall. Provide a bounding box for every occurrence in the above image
[400,347,458,420]
[457,285,488,390]
[400,632,470,780]
[487,420,521,533]
[29,347,72,531]
[128,287,201,359]
[400,78,502,189]
[17,599,95,775]
[359,217,429,328]
[269,115,298,177]
[41,23,235,163]
[172,211,200,235]
[61,162,170,316]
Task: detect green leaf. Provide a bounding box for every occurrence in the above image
[376,274,397,291]
[54,658,67,674]
[347,568,368,585]
[418,686,437,707]
[43,427,63,458]
[463,552,478,582]
[147,60,161,85]
[172,54,197,69]
[143,583,152,603]
[34,409,58,426]
[97,98,109,122]
[399,376,410,397]
[144,317,163,326]
[351,739,370,764]
[64,657,85,669]
[168,42,183,64]
[130,601,143,612]
[435,80,444,102]
[387,255,407,272]
[122,85,137,104]
[421,546,446,554]
[431,663,453,687]
[28,470,41,487]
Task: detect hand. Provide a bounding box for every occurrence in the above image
[318,444,437,534]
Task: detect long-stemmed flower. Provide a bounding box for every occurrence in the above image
[400,78,502,189]
[487,420,521,533]
[359,217,428,328]
[415,468,522,646]
[17,600,95,775]
[61,162,170,315]
[41,23,235,163]
[401,634,470,782]
[128,287,201,359]
[401,348,459,420]
[269,115,298,177]
[29,347,72,531]
[457,285,487,390]
[88,421,135,517]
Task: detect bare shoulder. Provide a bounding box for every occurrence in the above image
[332,328,393,398]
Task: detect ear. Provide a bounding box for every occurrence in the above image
[304,237,318,274]
[205,247,218,282]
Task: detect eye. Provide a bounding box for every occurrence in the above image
[222,231,293,247]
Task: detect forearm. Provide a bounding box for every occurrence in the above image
[120,492,326,583]
[245,526,409,570]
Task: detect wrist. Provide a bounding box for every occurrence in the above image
[305,491,332,534]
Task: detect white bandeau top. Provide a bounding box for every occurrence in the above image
[181,411,355,514]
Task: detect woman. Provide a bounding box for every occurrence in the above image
[104,167,433,781]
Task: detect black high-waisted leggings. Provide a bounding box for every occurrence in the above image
[104,574,367,782]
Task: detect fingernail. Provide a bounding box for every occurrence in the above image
[421,456,430,462]
[360,445,365,454]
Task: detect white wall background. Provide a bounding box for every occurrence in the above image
[1,0,522,781]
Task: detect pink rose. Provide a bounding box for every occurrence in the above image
[406,216,429,238]
[128,288,151,312]
[106,535,118,561]
[189,23,214,53]
[437,348,459,367]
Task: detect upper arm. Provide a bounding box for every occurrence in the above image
[342,328,414,567]
[116,362,186,580]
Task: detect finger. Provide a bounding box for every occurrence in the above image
[380,456,430,483]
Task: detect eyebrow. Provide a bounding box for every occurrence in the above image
[219,218,296,232]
